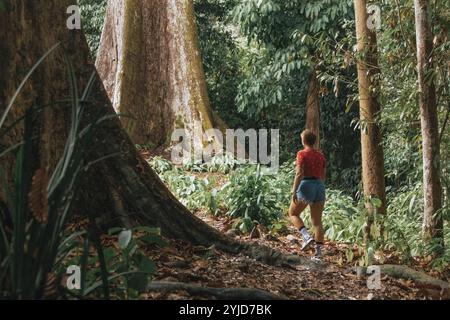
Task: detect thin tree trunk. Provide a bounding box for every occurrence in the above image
[353,0,387,241]
[305,68,321,148]
[96,0,224,151]
[413,0,443,245]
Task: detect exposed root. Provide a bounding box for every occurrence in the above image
[147,281,288,300]
[378,264,449,295]
[242,243,318,267]
[203,238,326,270]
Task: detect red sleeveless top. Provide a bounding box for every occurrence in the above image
[296,149,326,179]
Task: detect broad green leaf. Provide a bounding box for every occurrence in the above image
[138,256,157,274]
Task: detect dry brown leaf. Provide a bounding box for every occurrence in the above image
[43,272,58,299]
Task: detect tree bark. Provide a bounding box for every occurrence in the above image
[413,0,443,245]
[96,0,224,151]
[305,68,321,148]
[353,0,387,240]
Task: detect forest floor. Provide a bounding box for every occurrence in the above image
[138,209,448,300]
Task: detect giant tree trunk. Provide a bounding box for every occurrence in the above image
[305,68,321,148]
[96,0,224,151]
[0,0,230,249]
[413,0,443,245]
[353,0,387,240]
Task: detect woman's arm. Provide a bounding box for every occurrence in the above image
[291,164,304,203]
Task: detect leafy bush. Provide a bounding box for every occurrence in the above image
[158,168,211,211]
[152,159,289,233]
[57,226,161,299]
[181,157,207,172]
[321,190,364,243]
[206,153,239,173]
[223,165,283,233]
[78,0,107,57]
[148,156,173,174]
[181,153,240,174]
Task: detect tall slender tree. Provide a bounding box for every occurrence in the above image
[353,0,387,239]
[96,0,225,150]
[305,68,321,148]
[413,0,443,245]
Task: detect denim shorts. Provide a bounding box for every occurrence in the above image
[296,179,326,204]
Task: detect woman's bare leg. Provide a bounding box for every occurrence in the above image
[288,200,308,229]
[310,202,325,243]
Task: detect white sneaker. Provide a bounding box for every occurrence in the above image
[312,244,323,261]
[301,235,315,251]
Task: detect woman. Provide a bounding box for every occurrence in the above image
[289,129,326,260]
